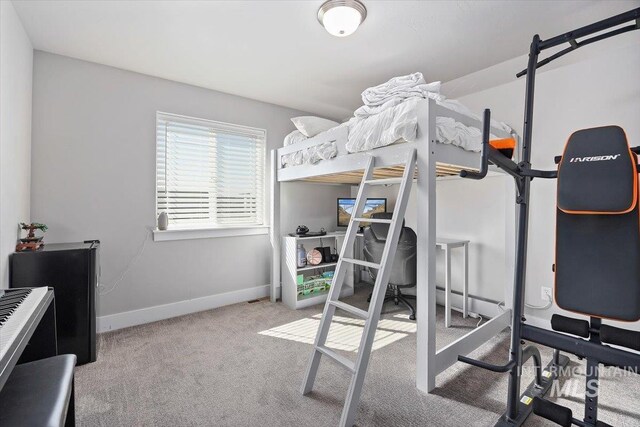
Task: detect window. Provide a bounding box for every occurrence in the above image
[156,112,266,234]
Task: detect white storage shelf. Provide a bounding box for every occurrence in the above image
[296,262,338,272]
[281,232,354,309]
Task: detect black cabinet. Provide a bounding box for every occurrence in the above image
[10,242,99,365]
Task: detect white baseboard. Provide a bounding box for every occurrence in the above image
[434,289,504,319]
[356,275,504,320]
[97,284,270,333]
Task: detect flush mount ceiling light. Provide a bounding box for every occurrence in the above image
[317,0,367,37]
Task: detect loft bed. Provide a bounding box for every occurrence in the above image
[269,97,519,393]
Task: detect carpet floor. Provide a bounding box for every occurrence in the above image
[77,286,640,426]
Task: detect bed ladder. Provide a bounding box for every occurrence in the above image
[301,148,417,427]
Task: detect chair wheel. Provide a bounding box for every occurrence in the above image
[410,314,416,320]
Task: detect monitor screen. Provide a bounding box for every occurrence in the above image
[337,198,387,227]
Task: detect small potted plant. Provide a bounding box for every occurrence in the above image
[17,222,48,251]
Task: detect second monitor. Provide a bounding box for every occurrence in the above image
[337,198,387,228]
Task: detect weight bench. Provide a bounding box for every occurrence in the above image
[0,354,76,427]
[458,124,640,427]
[530,126,640,427]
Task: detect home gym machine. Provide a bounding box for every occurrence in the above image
[457,8,640,427]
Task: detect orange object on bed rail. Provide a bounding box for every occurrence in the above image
[490,137,516,158]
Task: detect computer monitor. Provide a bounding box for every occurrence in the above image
[337,198,387,227]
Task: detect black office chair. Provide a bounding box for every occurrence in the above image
[363,212,417,320]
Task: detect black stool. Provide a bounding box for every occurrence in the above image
[0,354,76,427]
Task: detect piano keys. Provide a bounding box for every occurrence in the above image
[0,287,77,426]
[0,287,55,391]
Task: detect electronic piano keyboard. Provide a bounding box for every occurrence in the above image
[0,286,54,391]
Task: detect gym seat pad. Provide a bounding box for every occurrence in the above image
[557,126,636,214]
[555,126,640,321]
[0,354,76,427]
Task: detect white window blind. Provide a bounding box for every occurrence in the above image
[156,112,266,229]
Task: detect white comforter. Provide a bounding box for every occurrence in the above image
[281,72,513,165]
[345,72,511,153]
[281,127,344,167]
[281,140,337,167]
[356,73,443,118]
[347,97,508,153]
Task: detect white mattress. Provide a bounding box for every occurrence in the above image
[281,124,347,168]
[347,97,509,154]
[281,98,511,168]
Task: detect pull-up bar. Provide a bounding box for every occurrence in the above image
[516,8,640,78]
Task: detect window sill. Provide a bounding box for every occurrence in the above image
[153,226,269,242]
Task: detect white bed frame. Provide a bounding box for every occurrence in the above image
[270,97,517,393]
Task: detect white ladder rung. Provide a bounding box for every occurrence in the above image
[330,300,369,319]
[301,149,417,427]
[316,346,355,373]
[342,258,380,270]
[364,178,403,185]
[352,217,391,224]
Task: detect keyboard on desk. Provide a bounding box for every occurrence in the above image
[0,287,53,390]
[0,288,35,325]
[0,286,76,427]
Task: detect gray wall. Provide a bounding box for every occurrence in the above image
[281,182,350,236]
[31,51,347,318]
[357,174,513,305]
[0,2,33,288]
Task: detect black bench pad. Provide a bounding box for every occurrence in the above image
[0,354,76,427]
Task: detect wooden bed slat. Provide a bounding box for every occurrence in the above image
[298,163,478,184]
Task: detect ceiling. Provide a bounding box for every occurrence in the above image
[13,0,639,119]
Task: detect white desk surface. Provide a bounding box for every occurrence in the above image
[436,237,470,246]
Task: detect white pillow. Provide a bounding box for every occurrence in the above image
[283,130,308,146]
[291,116,340,138]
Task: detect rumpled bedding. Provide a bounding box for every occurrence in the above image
[362,72,426,104]
[281,140,338,167]
[347,72,510,153]
[355,73,443,118]
[434,98,511,134]
[281,72,513,166]
[283,130,308,146]
[347,97,503,153]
